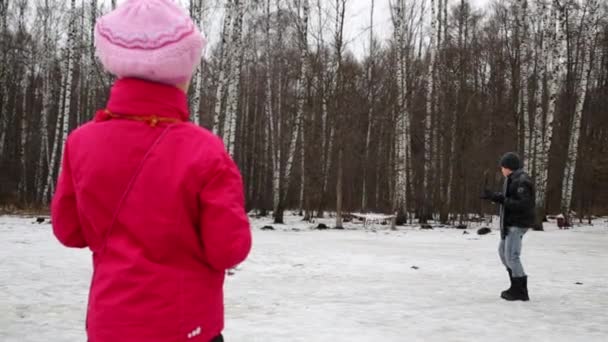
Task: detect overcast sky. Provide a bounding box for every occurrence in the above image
[345,0,491,58]
[109,0,493,60]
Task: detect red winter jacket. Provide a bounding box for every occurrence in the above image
[51,78,252,342]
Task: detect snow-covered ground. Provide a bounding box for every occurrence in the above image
[1,214,607,341]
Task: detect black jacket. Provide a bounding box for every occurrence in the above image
[491,169,536,237]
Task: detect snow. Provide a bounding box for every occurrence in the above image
[1,214,608,341]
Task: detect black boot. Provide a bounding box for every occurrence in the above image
[501,268,513,298]
[522,276,529,300]
[502,276,529,301]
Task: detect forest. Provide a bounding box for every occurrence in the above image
[0,0,607,227]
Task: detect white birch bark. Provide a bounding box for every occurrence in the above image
[189,0,204,125]
[299,127,305,212]
[561,0,599,214]
[391,0,410,222]
[333,0,347,228]
[282,0,309,201]
[517,0,532,168]
[19,74,29,199]
[86,0,98,118]
[437,0,442,47]
[263,0,280,218]
[17,2,29,199]
[43,0,77,202]
[534,0,559,215]
[212,0,235,134]
[531,0,545,179]
[223,0,245,156]
[443,0,448,45]
[361,0,374,212]
[424,0,436,218]
[58,0,78,173]
[317,0,333,213]
[35,0,54,201]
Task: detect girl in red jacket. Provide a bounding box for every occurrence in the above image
[51,1,252,341]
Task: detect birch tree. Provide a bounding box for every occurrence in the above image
[86,0,98,119]
[43,0,78,203]
[264,0,282,222]
[284,0,309,211]
[333,0,347,229]
[561,0,599,216]
[317,0,334,218]
[1,0,607,218]
[517,0,532,168]
[212,0,235,134]
[0,0,9,158]
[533,0,563,225]
[35,0,54,202]
[223,0,245,155]
[391,0,412,226]
[17,0,29,200]
[423,0,437,222]
[531,0,546,180]
[361,0,374,212]
[189,0,204,125]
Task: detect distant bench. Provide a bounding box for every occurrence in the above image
[350,213,396,229]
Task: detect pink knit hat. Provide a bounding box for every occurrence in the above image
[95,0,206,85]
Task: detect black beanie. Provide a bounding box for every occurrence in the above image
[500,152,521,171]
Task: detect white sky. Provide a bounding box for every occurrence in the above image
[345,0,491,58]
[109,0,493,60]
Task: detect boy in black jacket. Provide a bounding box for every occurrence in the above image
[482,152,536,301]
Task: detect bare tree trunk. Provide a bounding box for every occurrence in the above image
[212,0,235,134]
[423,0,437,222]
[361,0,374,212]
[43,0,78,202]
[333,0,347,229]
[0,0,9,159]
[86,0,98,119]
[190,0,204,125]
[437,0,443,46]
[517,0,532,168]
[0,98,7,159]
[534,0,561,225]
[391,0,410,226]
[17,3,29,202]
[446,107,457,220]
[317,0,331,217]
[531,0,545,180]
[335,148,343,228]
[282,0,309,201]
[19,75,29,202]
[299,128,305,214]
[443,0,448,44]
[58,0,78,173]
[262,0,282,223]
[224,0,245,156]
[416,0,425,60]
[35,0,54,201]
[561,0,599,215]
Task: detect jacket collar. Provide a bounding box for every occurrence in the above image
[100,78,189,122]
[509,169,524,179]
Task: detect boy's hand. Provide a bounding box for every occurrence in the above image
[481,189,504,204]
[480,189,493,200]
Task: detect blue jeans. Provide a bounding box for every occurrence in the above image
[498,227,528,277]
